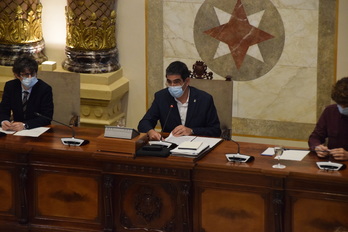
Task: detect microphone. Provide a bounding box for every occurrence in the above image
[225,139,254,163]
[159,104,174,141]
[162,104,174,133]
[35,112,89,146]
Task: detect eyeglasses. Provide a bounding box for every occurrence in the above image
[20,72,36,78]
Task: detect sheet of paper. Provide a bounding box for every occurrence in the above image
[278,150,309,161]
[0,128,15,134]
[261,147,275,156]
[165,133,222,149]
[165,133,196,145]
[14,127,50,137]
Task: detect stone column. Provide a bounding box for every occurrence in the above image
[0,0,47,65]
[63,0,120,73]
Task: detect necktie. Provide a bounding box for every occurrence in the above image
[22,91,29,112]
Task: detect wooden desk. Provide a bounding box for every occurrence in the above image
[194,141,348,232]
[0,126,347,232]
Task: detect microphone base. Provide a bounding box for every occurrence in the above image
[316,161,346,171]
[225,153,254,163]
[61,137,89,146]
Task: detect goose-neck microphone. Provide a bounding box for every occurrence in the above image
[162,104,174,133]
[225,139,254,163]
[35,112,89,146]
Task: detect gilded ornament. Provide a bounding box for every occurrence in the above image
[0,3,43,44]
[65,7,117,50]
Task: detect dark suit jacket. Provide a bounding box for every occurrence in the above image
[138,86,221,137]
[0,79,54,129]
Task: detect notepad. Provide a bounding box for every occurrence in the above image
[177,141,202,150]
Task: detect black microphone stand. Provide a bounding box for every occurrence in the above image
[225,132,254,163]
[35,112,89,146]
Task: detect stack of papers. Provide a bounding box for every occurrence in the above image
[177,141,202,150]
[165,133,222,158]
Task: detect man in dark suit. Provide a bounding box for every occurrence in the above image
[0,56,54,131]
[138,61,221,140]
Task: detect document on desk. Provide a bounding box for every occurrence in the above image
[14,127,50,137]
[261,148,309,161]
[166,133,222,157]
[279,150,309,161]
[165,133,222,149]
[177,141,203,150]
[0,128,15,134]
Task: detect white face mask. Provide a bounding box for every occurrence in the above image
[21,76,38,89]
[337,105,348,116]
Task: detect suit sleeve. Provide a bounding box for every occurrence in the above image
[138,93,161,133]
[0,82,14,122]
[308,109,328,150]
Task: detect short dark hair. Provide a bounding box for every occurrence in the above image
[165,61,190,81]
[12,56,38,76]
[331,77,348,105]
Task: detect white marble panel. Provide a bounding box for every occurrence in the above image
[277,8,318,67]
[271,0,318,10]
[162,0,319,126]
[163,2,201,59]
[234,65,316,124]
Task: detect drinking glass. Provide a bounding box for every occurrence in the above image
[272,146,286,169]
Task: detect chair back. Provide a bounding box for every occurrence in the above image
[189,78,233,139]
[38,71,80,126]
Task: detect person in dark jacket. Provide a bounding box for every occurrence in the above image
[308,77,348,160]
[0,56,54,131]
[138,61,220,140]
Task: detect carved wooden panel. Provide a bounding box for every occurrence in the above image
[198,188,265,232]
[115,177,190,232]
[291,198,348,232]
[33,169,102,230]
[0,168,14,214]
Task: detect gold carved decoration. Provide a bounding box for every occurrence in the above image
[65,5,117,50]
[0,3,43,44]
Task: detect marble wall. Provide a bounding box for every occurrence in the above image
[147,0,336,140]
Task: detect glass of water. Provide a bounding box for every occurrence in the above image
[272,146,286,169]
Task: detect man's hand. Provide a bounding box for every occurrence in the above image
[147,129,162,141]
[330,148,348,160]
[1,121,25,132]
[171,125,193,137]
[314,145,330,158]
[1,121,12,131]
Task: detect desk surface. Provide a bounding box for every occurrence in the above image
[2,125,348,179]
[198,140,348,182]
[0,125,347,232]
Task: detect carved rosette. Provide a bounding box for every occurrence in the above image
[63,0,120,73]
[0,0,47,65]
[135,186,162,223]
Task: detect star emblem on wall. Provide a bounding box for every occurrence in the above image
[204,0,274,69]
[194,0,285,81]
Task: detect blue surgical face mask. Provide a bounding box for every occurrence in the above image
[337,105,348,116]
[21,76,38,89]
[168,83,187,98]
